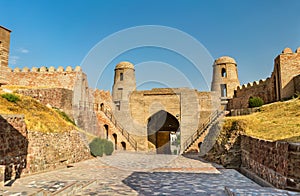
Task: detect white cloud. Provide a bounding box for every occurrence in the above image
[16,48,29,54]
[9,56,20,65]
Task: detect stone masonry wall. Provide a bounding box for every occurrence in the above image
[241,135,300,191]
[16,88,73,117]
[24,129,91,175]
[294,74,300,94]
[0,114,91,179]
[0,114,28,180]
[2,66,82,90]
[227,77,275,109]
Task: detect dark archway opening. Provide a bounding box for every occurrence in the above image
[198,142,202,153]
[112,133,117,150]
[121,141,126,150]
[147,110,180,154]
[221,68,227,77]
[100,103,104,111]
[104,124,109,139]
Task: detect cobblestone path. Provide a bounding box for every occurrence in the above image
[2,152,297,195]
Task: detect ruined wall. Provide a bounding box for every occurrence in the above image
[241,135,300,191]
[16,88,73,117]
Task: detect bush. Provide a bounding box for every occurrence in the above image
[89,138,114,157]
[89,138,103,157]
[248,96,264,108]
[1,93,20,103]
[103,140,114,155]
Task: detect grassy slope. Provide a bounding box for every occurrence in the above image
[0,92,76,132]
[226,98,300,142]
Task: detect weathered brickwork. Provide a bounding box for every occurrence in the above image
[241,135,300,191]
[24,129,91,175]
[228,47,300,109]
[17,88,73,117]
[0,114,91,180]
[0,115,28,181]
[3,66,82,90]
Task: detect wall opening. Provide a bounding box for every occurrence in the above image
[114,101,120,111]
[221,68,227,77]
[112,133,117,150]
[104,124,109,139]
[198,142,202,153]
[121,141,126,150]
[221,84,227,97]
[100,103,104,111]
[120,72,123,81]
[147,110,180,154]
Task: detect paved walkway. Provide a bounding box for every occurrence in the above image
[2,152,297,195]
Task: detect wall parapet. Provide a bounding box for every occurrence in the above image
[8,66,82,73]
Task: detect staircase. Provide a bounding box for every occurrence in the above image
[100,107,138,151]
[182,110,224,154]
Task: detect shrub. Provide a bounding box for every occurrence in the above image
[89,138,114,157]
[1,93,20,103]
[89,138,104,157]
[248,96,264,108]
[103,140,114,155]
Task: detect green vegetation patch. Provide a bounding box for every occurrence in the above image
[248,96,264,108]
[89,138,114,157]
[1,93,20,103]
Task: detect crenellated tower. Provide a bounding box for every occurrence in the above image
[211,56,240,109]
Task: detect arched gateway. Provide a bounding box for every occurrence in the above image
[147,110,180,154]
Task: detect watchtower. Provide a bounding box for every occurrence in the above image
[211,56,240,109]
[112,61,136,112]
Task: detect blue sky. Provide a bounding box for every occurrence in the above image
[1,0,300,91]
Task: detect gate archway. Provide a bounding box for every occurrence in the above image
[147,110,180,154]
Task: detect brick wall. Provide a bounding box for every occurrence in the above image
[241,135,300,191]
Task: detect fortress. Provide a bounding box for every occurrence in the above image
[0,25,300,156]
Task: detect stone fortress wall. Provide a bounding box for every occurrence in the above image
[241,135,300,191]
[227,47,300,110]
[0,114,91,180]
[0,65,102,136]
